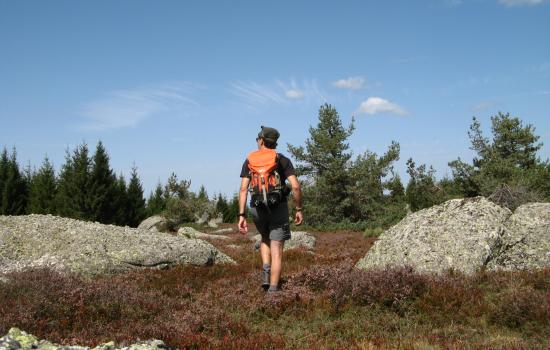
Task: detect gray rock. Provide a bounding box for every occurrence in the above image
[356,197,512,274]
[253,231,316,251]
[137,216,171,232]
[487,203,550,271]
[195,212,209,225]
[212,228,234,234]
[0,328,167,350]
[0,214,235,276]
[177,226,230,240]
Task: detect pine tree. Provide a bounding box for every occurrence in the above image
[449,112,547,199]
[287,104,355,224]
[89,141,116,223]
[126,165,146,227]
[146,182,166,217]
[405,158,445,212]
[28,156,57,214]
[348,141,401,223]
[1,147,28,215]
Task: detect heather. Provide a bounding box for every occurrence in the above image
[1,229,549,349]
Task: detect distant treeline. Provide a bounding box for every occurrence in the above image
[0,141,240,227]
[1,105,549,231]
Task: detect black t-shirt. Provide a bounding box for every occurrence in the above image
[240,153,296,184]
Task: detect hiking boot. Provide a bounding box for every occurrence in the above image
[267,285,281,293]
[262,269,270,290]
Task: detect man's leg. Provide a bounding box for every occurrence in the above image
[269,239,284,289]
[260,237,271,289]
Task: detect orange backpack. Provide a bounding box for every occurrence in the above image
[247,148,284,207]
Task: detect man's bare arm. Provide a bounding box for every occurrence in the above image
[238,177,250,214]
[287,175,302,208]
[287,175,303,225]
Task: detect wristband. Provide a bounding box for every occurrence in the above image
[295,207,303,212]
[238,213,246,217]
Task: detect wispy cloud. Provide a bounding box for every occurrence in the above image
[285,89,304,99]
[229,81,286,106]
[229,79,326,107]
[357,97,407,115]
[80,82,198,131]
[498,0,545,6]
[332,76,365,90]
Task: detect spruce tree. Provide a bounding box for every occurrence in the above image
[89,141,116,223]
[126,165,146,227]
[146,182,166,217]
[55,143,92,220]
[215,193,230,222]
[28,156,57,214]
[112,173,128,225]
[1,147,28,215]
[0,148,8,210]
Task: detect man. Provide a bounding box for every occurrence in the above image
[238,126,303,292]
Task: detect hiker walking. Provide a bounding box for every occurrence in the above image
[238,126,303,292]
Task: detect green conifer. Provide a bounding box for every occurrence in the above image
[28,156,57,214]
[126,165,146,227]
[146,182,166,217]
[89,141,116,223]
[1,147,28,215]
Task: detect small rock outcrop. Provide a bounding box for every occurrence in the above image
[0,328,167,350]
[177,226,230,240]
[356,197,512,274]
[487,203,550,271]
[137,215,171,232]
[253,231,316,251]
[0,214,234,276]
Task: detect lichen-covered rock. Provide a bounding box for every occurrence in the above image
[356,197,512,274]
[0,214,235,276]
[0,328,167,350]
[177,226,230,240]
[137,215,171,232]
[253,231,316,251]
[487,203,550,271]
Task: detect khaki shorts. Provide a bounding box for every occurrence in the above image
[250,201,291,242]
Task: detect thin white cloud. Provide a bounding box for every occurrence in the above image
[277,78,305,99]
[498,0,544,6]
[229,81,286,106]
[80,82,198,131]
[333,76,365,90]
[285,89,304,99]
[230,79,326,107]
[357,97,407,115]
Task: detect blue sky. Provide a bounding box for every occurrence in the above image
[1,0,549,197]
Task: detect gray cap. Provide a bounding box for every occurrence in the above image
[257,125,280,143]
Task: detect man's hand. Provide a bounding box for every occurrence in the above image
[294,211,303,225]
[238,216,248,234]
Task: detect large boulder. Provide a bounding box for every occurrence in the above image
[137,215,171,232]
[253,231,316,251]
[356,197,511,274]
[0,214,234,276]
[487,203,550,271]
[0,327,167,350]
